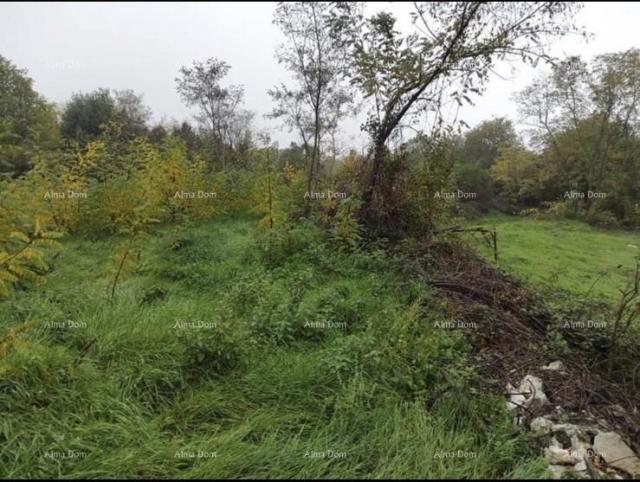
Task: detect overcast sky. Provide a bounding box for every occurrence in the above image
[1,2,639,149]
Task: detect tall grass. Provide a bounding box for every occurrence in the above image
[0,216,546,478]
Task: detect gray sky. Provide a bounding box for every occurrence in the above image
[1,2,639,149]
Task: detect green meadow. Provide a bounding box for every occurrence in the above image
[465,215,640,302]
[0,217,546,479]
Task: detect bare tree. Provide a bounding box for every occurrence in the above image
[271,1,353,192]
[176,58,244,168]
[267,84,313,164]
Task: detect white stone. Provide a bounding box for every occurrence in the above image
[551,423,581,438]
[545,445,580,465]
[573,459,587,472]
[549,436,562,449]
[548,464,567,479]
[593,432,640,477]
[519,375,549,410]
[570,434,591,460]
[531,416,554,435]
[506,382,526,412]
[541,361,566,371]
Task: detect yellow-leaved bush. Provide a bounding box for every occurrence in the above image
[0,208,61,297]
[0,133,228,297]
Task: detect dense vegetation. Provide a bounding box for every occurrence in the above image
[452,50,640,228]
[1,217,549,478]
[1,1,639,479]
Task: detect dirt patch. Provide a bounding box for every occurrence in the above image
[403,238,640,452]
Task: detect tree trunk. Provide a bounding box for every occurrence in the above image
[362,137,386,225]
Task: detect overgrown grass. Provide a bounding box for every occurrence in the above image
[465,214,640,302]
[0,215,546,478]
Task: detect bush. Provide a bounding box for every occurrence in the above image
[584,206,620,228]
[179,322,253,380]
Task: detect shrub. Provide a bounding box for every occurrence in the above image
[179,322,253,380]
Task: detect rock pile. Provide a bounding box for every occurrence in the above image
[506,361,640,479]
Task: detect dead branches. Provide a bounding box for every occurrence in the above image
[433,225,498,261]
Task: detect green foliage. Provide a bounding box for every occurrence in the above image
[0,217,544,478]
[175,57,248,168]
[61,88,150,144]
[490,144,540,212]
[327,197,363,250]
[373,300,472,400]
[179,322,253,379]
[329,2,580,231]
[357,133,453,237]
[516,49,640,227]
[451,118,520,213]
[0,171,62,297]
[0,55,59,177]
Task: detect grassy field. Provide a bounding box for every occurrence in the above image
[464,215,640,302]
[0,216,545,479]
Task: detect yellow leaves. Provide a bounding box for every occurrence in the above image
[0,216,60,297]
[0,281,10,297]
[33,215,43,236]
[282,163,303,184]
[0,135,226,297]
[9,231,29,243]
[78,139,106,173]
[0,319,39,360]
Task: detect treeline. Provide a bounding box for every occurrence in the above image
[0,51,363,297]
[4,1,639,298]
[453,49,640,228]
[0,55,256,179]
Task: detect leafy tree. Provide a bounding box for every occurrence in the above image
[279,143,308,171]
[61,89,114,143]
[490,144,540,210]
[0,55,59,177]
[170,121,202,158]
[113,89,152,137]
[517,49,640,225]
[267,85,313,162]
[226,109,254,165]
[61,88,150,144]
[458,118,518,169]
[452,117,520,212]
[328,1,582,228]
[0,213,61,297]
[148,123,168,145]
